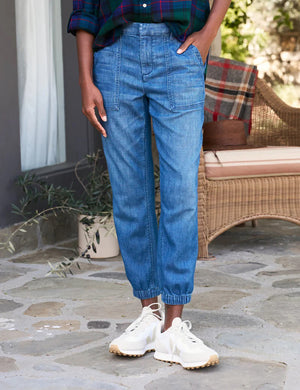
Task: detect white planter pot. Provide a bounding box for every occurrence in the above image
[78,214,119,259]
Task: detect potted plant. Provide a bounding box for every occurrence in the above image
[0,149,118,274]
[74,150,119,259]
[0,149,161,277]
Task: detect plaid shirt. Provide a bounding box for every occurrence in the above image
[67,0,210,51]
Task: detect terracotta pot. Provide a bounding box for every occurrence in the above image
[78,214,119,259]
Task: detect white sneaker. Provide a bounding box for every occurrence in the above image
[154,317,219,369]
[109,303,164,357]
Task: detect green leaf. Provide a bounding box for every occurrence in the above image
[95,230,100,244]
[8,241,15,251]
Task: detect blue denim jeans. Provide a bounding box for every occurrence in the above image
[93,22,206,305]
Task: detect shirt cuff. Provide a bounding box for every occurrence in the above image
[67,10,100,37]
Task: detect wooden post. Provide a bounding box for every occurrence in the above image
[209,0,222,56]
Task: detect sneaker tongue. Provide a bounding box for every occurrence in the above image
[142,306,153,316]
[172,317,182,328]
[141,305,163,321]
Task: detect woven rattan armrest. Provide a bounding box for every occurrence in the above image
[254,78,300,127]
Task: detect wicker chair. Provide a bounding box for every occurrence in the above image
[197,78,300,260]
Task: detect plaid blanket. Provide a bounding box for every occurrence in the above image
[204,56,258,135]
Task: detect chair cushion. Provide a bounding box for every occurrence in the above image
[204,146,300,180]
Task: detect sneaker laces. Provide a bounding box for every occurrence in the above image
[179,320,203,344]
[171,320,204,359]
[125,303,163,334]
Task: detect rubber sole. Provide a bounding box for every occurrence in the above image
[109,344,155,357]
[154,352,219,369]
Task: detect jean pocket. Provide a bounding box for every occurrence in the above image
[92,41,121,111]
[190,43,205,67]
[166,35,206,112]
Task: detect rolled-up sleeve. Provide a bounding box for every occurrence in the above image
[67,0,100,36]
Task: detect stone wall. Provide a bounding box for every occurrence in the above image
[0,214,77,259]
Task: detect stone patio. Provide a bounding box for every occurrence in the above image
[0,219,299,389]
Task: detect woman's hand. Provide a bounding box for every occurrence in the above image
[176,0,232,64]
[76,30,107,137]
[177,30,212,65]
[80,79,107,138]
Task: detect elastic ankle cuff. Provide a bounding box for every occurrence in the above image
[133,287,161,300]
[161,294,191,305]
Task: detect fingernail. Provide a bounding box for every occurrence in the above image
[177,48,183,54]
[102,116,107,122]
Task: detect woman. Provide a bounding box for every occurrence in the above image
[67,0,231,370]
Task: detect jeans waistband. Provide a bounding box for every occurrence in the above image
[121,21,171,36]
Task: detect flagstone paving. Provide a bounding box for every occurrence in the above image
[0,219,299,389]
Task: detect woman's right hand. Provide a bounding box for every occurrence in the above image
[75,30,107,137]
[80,80,107,137]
